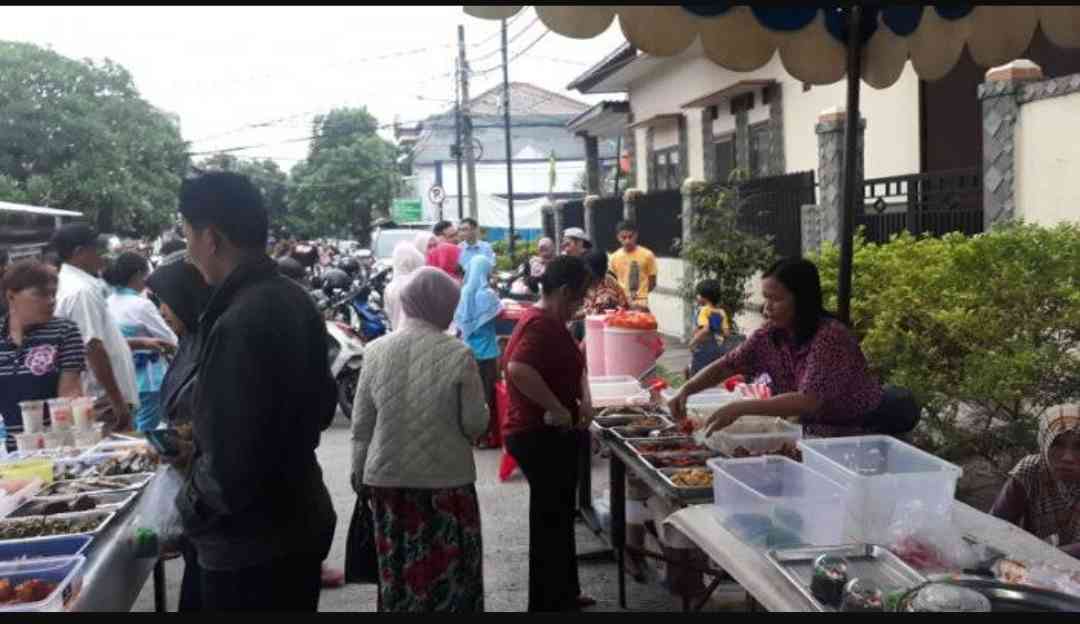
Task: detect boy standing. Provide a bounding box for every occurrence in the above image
[687,279,732,377]
[609,221,657,310]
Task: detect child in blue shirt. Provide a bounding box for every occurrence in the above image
[687,279,732,377]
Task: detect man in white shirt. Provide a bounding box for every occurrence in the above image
[457,217,495,274]
[52,224,137,430]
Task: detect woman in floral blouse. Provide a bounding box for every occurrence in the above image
[668,258,920,438]
[581,249,629,316]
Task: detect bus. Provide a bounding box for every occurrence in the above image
[0,200,85,262]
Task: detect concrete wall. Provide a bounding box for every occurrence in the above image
[635,126,649,190]
[626,51,922,182]
[649,256,689,340]
[687,111,705,180]
[653,124,680,150]
[1016,90,1080,225]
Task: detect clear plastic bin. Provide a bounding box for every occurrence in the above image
[589,376,649,408]
[713,416,802,457]
[0,536,92,562]
[798,435,963,543]
[0,555,85,612]
[708,455,848,548]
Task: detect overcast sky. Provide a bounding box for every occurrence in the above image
[0,6,626,172]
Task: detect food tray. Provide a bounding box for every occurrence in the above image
[640,451,714,470]
[52,450,158,481]
[90,440,149,455]
[766,544,927,612]
[605,415,675,439]
[911,578,1080,612]
[628,438,710,454]
[656,467,714,501]
[0,555,86,612]
[36,473,154,499]
[10,490,137,518]
[0,535,93,562]
[593,413,669,429]
[711,416,803,457]
[2,448,86,462]
[0,510,117,544]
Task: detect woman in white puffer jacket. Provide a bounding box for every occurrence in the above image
[351,266,489,612]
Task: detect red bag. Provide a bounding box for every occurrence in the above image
[494,380,520,481]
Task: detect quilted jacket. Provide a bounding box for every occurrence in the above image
[351,318,490,489]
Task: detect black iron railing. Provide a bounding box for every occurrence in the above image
[592,195,625,253]
[728,170,816,260]
[861,168,982,243]
[635,189,683,258]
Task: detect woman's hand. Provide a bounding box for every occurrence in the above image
[577,400,595,430]
[667,388,689,422]
[543,405,574,429]
[704,402,748,436]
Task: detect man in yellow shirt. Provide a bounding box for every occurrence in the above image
[609,220,658,310]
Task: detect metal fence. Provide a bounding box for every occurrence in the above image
[860,168,982,243]
[592,195,625,253]
[635,189,683,257]
[732,170,815,259]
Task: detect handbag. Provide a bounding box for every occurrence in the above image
[344,488,380,585]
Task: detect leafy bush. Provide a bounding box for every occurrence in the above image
[491,239,538,272]
[679,182,776,331]
[812,222,1080,468]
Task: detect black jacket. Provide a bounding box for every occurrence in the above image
[177,256,337,570]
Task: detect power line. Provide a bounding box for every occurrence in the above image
[186,116,431,156]
[470,29,550,76]
[469,15,540,64]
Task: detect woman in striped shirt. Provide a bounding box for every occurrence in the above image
[0,260,86,448]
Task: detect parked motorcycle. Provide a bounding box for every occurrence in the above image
[496,261,538,302]
[325,318,365,418]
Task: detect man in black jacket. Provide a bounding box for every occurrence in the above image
[173,171,337,611]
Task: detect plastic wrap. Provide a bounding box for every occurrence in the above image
[130,469,182,558]
[887,501,981,573]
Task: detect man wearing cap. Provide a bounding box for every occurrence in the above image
[561,227,591,258]
[52,224,137,430]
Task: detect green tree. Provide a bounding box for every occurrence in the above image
[196,153,288,231]
[0,41,190,237]
[287,107,400,243]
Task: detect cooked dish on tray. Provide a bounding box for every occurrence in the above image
[55,449,159,481]
[729,442,803,462]
[40,475,143,497]
[13,495,98,517]
[635,441,705,454]
[643,454,708,469]
[0,578,59,604]
[0,514,106,540]
[670,468,713,488]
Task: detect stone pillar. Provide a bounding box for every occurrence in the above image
[623,188,643,222]
[815,107,866,247]
[699,108,716,183]
[978,60,1044,227]
[582,134,601,196]
[677,115,690,183]
[553,200,566,249]
[735,109,750,177]
[768,83,786,176]
[644,126,656,191]
[681,178,707,340]
[801,204,824,256]
[584,194,600,242]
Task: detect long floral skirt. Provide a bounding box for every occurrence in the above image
[369,484,484,612]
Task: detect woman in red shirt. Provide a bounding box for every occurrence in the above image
[502,256,595,612]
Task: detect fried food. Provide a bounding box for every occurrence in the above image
[670,468,713,488]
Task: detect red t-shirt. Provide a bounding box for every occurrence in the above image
[502,307,585,437]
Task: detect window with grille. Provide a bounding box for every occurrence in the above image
[714,135,735,184]
[651,146,680,191]
[748,122,770,179]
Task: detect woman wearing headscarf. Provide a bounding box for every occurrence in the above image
[145,256,212,611]
[427,241,463,281]
[384,242,426,332]
[351,267,489,612]
[455,255,503,448]
[414,232,437,257]
[992,406,1080,558]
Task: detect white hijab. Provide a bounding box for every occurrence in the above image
[384,242,426,332]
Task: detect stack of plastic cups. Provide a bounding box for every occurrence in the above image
[47,398,75,448]
[15,401,46,453]
[71,398,99,448]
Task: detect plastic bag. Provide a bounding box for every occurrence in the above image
[131,467,185,558]
[886,500,980,573]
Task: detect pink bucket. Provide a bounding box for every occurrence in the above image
[585,315,607,376]
[603,326,664,379]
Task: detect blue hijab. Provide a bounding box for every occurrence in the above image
[454,255,502,340]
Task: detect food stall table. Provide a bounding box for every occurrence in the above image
[67,467,165,611]
[660,501,1080,612]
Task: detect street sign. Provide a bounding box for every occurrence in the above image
[391,198,422,222]
[428,185,446,205]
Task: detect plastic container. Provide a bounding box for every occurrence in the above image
[584,315,607,376]
[71,399,95,431]
[18,402,45,435]
[798,435,963,543]
[589,376,649,408]
[41,432,64,450]
[713,416,802,457]
[603,326,663,379]
[0,555,85,612]
[45,400,73,432]
[14,433,44,454]
[0,536,92,563]
[709,455,849,548]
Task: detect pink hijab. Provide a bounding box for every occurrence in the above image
[400,266,461,330]
[427,241,462,279]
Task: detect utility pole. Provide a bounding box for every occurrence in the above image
[458,25,478,221]
[501,18,516,258]
[454,55,464,220]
